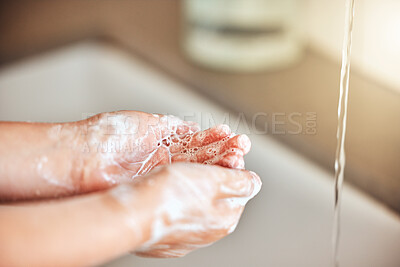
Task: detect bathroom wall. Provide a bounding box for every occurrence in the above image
[303,0,400,93]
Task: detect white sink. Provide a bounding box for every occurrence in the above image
[0,43,399,267]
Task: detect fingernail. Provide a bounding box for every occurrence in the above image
[249,171,262,198]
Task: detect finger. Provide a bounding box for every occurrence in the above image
[225,134,251,155]
[188,124,231,148]
[186,134,249,164]
[215,150,245,169]
[201,147,244,166]
[162,163,261,199]
[168,124,231,154]
[216,168,262,199]
[167,125,226,154]
[188,139,236,164]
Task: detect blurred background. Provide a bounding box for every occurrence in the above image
[0,0,398,213]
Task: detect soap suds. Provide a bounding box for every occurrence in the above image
[44,112,256,256]
[86,113,248,186]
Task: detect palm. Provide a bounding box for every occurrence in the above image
[90,111,251,183]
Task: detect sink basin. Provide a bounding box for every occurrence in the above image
[0,43,399,267]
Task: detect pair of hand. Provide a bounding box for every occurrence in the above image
[0,110,261,260]
[81,111,261,257]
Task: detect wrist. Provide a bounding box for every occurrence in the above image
[73,114,123,192]
[106,183,155,250]
[51,121,88,193]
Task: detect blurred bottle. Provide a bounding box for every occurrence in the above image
[182,0,303,72]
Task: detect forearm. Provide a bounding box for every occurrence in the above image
[0,121,85,200]
[0,184,150,267]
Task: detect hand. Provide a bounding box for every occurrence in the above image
[0,110,251,200]
[0,163,261,266]
[0,113,261,266]
[81,111,251,192]
[118,163,262,258]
